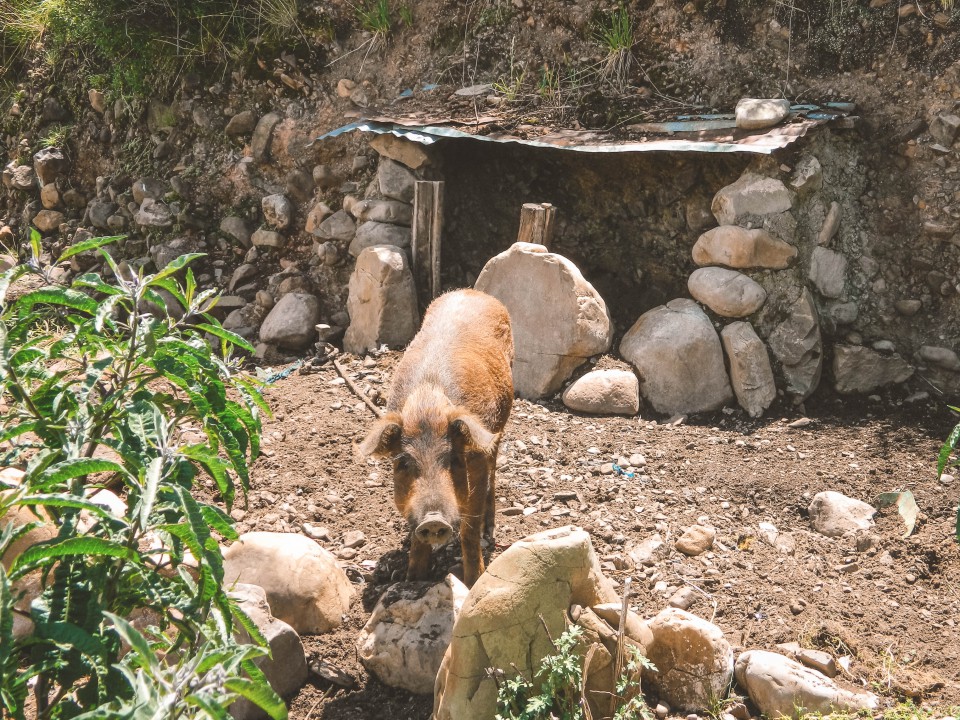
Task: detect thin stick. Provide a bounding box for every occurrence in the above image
[333,358,383,418]
[613,576,632,717]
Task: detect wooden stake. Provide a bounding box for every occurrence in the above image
[516,202,557,248]
[412,180,444,306]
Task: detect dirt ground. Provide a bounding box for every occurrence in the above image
[233,352,960,720]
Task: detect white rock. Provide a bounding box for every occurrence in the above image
[721,322,776,418]
[561,369,639,415]
[735,98,791,130]
[626,533,670,566]
[349,221,412,257]
[735,650,878,719]
[791,156,823,195]
[350,198,413,226]
[259,293,322,350]
[344,245,419,355]
[809,247,847,298]
[229,583,308,720]
[261,194,293,230]
[222,532,353,634]
[712,173,794,226]
[688,267,767,317]
[693,226,797,270]
[433,526,619,720]
[808,491,875,538]
[675,524,716,556]
[833,345,914,394]
[475,242,612,399]
[644,608,734,712]
[135,198,173,228]
[767,288,822,402]
[620,299,733,416]
[357,575,468,694]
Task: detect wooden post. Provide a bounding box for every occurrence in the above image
[516,202,557,248]
[412,180,444,306]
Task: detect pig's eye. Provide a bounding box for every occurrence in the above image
[394,454,416,473]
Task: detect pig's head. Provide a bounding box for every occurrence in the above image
[359,385,496,546]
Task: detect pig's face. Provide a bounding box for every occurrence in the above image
[359,387,496,547]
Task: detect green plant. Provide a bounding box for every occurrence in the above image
[494,623,654,720]
[938,410,960,541]
[39,124,71,149]
[355,0,392,37]
[595,4,635,92]
[0,231,279,719]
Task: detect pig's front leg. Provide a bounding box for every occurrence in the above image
[407,533,432,580]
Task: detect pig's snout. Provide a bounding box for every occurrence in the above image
[415,512,454,546]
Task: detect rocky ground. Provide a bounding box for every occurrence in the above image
[222,351,960,719]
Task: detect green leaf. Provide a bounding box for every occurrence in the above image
[104,612,160,674]
[57,236,121,264]
[29,229,41,265]
[200,504,238,542]
[18,495,120,522]
[10,537,138,578]
[181,444,234,510]
[149,277,187,313]
[36,458,127,488]
[195,323,256,355]
[97,248,125,284]
[72,273,123,297]
[938,421,960,477]
[184,694,231,719]
[94,294,122,332]
[15,287,99,316]
[0,265,29,309]
[148,253,205,285]
[139,456,164,528]
[224,674,287,720]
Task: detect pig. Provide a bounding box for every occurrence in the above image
[359,289,514,587]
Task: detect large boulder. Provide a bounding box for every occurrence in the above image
[370,134,432,170]
[378,158,416,202]
[349,221,412,257]
[475,242,612,399]
[433,526,618,720]
[643,608,734,712]
[229,583,309,720]
[619,299,733,415]
[721,322,776,418]
[344,245,419,355]
[561,369,640,416]
[766,289,822,402]
[808,491,875,538]
[692,226,797,270]
[735,98,791,130]
[832,345,913,394]
[687,267,767,317]
[357,575,468,694]
[711,173,794,226]
[222,532,353,634]
[735,650,878,719]
[350,199,413,226]
[258,293,322,349]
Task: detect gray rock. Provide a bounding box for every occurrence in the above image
[644,608,733,712]
[106,214,127,232]
[930,113,960,147]
[261,194,293,230]
[350,198,413,226]
[790,156,823,195]
[9,165,35,191]
[832,345,913,394]
[32,148,66,186]
[131,177,166,205]
[808,491,875,538]
[370,134,432,170]
[251,112,281,163]
[149,236,204,271]
[349,221,412,258]
[314,209,356,242]
[767,289,822,401]
[229,584,309,720]
[378,158,416,202]
[809,247,847,298]
[620,299,733,416]
[135,199,174,228]
[475,243,612,399]
[32,209,64,234]
[825,301,858,325]
[561,369,640,416]
[230,264,258,291]
[62,188,87,209]
[225,110,257,137]
[735,98,790,130]
[688,267,766,317]
[313,164,340,189]
[41,97,66,123]
[344,245,420,355]
[919,345,960,371]
[721,322,776,418]
[318,241,339,266]
[693,226,797,270]
[627,534,670,566]
[40,183,60,210]
[894,299,922,316]
[259,293,322,349]
[357,576,468,694]
[252,227,285,248]
[712,173,794,225]
[220,216,251,247]
[735,650,877,719]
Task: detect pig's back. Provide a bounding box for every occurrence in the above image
[387,289,514,431]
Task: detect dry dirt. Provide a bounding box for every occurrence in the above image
[228,351,960,720]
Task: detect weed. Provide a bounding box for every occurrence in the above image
[39,123,71,149]
[595,3,635,92]
[356,0,392,37]
[937,408,960,541]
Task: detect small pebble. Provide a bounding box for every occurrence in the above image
[343,530,366,549]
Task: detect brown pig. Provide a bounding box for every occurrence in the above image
[359,289,514,587]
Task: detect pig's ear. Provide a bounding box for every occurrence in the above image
[448,409,497,455]
[358,412,403,458]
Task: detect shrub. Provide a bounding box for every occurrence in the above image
[0,232,280,719]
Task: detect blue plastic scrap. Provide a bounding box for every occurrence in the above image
[261,359,303,384]
[611,464,635,479]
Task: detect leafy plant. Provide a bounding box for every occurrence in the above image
[937,406,960,542]
[0,231,279,719]
[494,623,654,720]
[595,4,635,92]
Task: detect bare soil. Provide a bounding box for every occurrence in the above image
[230,352,960,720]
